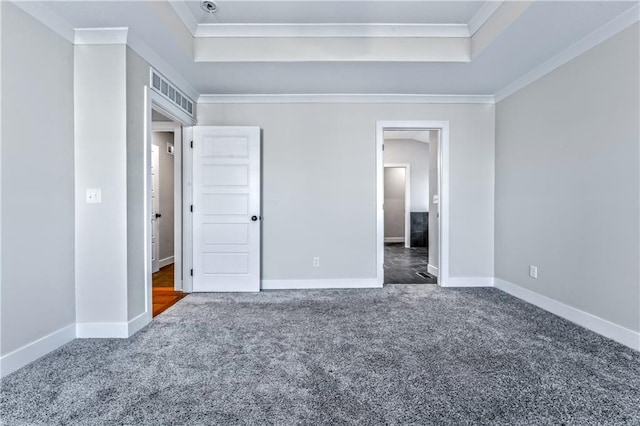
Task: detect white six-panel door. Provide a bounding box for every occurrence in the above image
[192,126,261,292]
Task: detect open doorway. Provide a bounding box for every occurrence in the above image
[383,131,436,284]
[150,110,185,316]
[376,121,449,287]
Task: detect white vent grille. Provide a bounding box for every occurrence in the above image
[150,69,194,117]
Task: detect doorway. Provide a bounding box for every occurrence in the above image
[150,111,186,316]
[376,121,449,286]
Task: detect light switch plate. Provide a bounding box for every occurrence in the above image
[86,188,102,204]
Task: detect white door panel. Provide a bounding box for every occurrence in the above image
[192,126,261,292]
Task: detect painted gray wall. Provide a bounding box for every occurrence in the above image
[1,3,75,355]
[74,44,129,324]
[495,23,640,332]
[126,48,152,321]
[197,103,495,279]
[384,167,406,239]
[152,132,175,262]
[384,139,430,212]
[428,130,439,271]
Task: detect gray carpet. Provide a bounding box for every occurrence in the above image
[2,286,639,425]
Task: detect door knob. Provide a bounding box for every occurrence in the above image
[155,213,162,219]
[251,215,260,221]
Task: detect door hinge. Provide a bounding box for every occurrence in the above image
[190,269,193,276]
[190,141,193,148]
[382,144,385,151]
[190,205,193,213]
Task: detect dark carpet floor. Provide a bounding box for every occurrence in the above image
[384,243,436,284]
[1,286,639,425]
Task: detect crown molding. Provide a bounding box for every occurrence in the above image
[11,0,74,43]
[195,23,470,38]
[467,0,503,36]
[74,28,129,45]
[168,0,198,35]
[198,94,495,105]
[495,3,640,103]
[170,0,501,40]
[10,1,199,101]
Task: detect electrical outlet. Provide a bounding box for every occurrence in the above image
[86,188,102,204]
[313,257,320,267]
[529,265,538,279]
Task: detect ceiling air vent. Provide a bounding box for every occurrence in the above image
[150,69,194,117]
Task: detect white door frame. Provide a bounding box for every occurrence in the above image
[152,121,183,291]
[144,87,196,317]
[376,120,449,287]
[383,163,411,248]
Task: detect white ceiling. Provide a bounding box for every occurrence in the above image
[34,1,639,96]
[384,130,431,143]
[183,1,484,25]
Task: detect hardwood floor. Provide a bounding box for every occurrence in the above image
[152,264,186,317]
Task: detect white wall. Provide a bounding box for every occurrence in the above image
[152,132,175,262]
[197,103,495,280]
[384,167,406,239]
[126,48,152,321]
[428,130,440,271]
[74,44,129,325]
[384,139,429,212]
[495,24,640,333]
[1,3,75,356]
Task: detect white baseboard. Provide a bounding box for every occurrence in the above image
[0,323,75,378]
[127,312,152,337]
[427,264,439,277]
[441,276,494,287]
[495,278,640,351]
[76,311,153,338]
[384,237,405,243]
[159,256,175,268]
[262,278,381,290]
[76,322,128,338]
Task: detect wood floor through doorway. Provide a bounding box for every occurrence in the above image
[152,264,186,317]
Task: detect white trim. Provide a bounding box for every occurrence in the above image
[10,3,199,101]
[10,1,75,43]
[76,314,149,338]
[427,264,439,277]
[127,312,152,337]
[182,127,194,293]
[159,256,175,268]
[377,121,449,288]
[0,324,75,378]
[74,28,128,45]
[384,163,411,248]
[384,237,405,243]
[198,94,495,105]
[145,88,195,317]
[495,279,640,351]
[441,277,494,288]
[76,322,128,338]
[168,0,199,35]
[467,1,504,36]
[495,4,640,103]
[195,23,469,38]
[262,279,381,290]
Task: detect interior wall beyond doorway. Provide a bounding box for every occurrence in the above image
[384,167,406,241]
[151,132,175,266]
